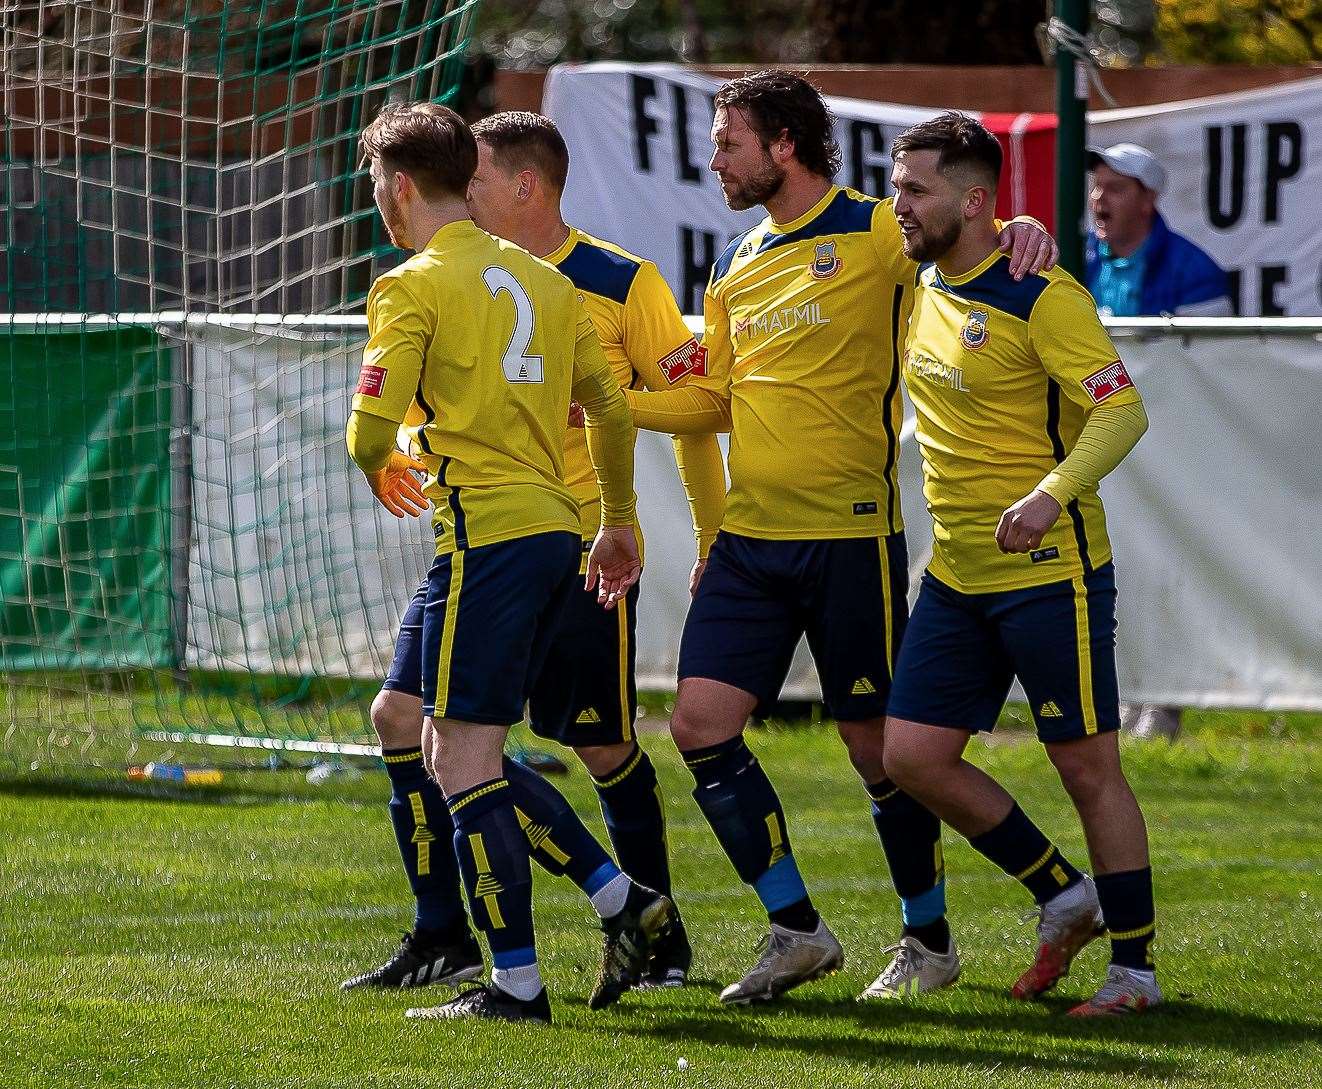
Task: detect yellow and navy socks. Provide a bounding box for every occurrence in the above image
[501,756,626,915]
[867,778,950,953]
[592,745,673,898]
[968,801,1084,904]
[381,747,465,936]
[446,777,537,993]
[1095,867,1156,971]
[683,735,817,931]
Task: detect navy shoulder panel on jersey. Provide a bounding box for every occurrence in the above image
[558,241,642,305]
[758,189,876,256]
[711,226,759,286]
[931,258,1050,323]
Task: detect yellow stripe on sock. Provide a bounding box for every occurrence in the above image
[766,812,787,866]
[448,778,508,816]
[382,749,423,764]
[433,551,465,718]
[1015,845,1056,881]
[1072,575,1098,735]
[1108,921,1155,941]
[595,745,642,789]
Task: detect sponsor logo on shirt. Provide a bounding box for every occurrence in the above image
[1030,546,1060,563]
[355,364,387,398]
[658,339,708,384]
[734,302,831,342]
[736,239,755,259]
[809,239,843,280]
[1081,360,1134,404]
[905,349,970,392]
[853,501,878,515]
[960,308,989,351]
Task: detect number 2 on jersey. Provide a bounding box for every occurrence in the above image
[482,266,544,383]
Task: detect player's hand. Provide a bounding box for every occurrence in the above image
[689,559,707,598]
[586,525,641,610]
[999,221,1059,280]
[365,451,429,518]
[567,402,585,428]
[996,489,1062,553]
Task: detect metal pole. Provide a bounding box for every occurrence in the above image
[1055,0,1088,278]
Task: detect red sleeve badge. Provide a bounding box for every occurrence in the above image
[356,364,387,398]
[1081,360,1134,404]
[658,339,708,384]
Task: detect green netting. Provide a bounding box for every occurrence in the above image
[0,1,482,771]
[1,0,483,314]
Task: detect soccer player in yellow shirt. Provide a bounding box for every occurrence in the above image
[345,102,673,1022]
[882,112,1160,1016]
[623,70,1058,1003]
[348,109,724,994]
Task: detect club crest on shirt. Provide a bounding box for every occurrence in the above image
[809,240,843,280]
[960,309,989,351]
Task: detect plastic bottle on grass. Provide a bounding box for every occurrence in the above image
[127,763,223,785]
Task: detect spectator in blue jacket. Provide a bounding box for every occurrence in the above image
[1086,143,1233,318]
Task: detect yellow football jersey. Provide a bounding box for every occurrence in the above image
[351,219,629,555]
[904,249,1143,593]
[694,184,914,540]
[546,226,725,560]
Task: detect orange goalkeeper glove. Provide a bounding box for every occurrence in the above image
[365,451,429,518]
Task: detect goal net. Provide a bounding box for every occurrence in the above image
[1,1,482,771]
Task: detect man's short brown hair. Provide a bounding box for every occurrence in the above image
[713,70,842,180]
[891,111,1003,192]
[359,101,477,200]
[470,111,570,193]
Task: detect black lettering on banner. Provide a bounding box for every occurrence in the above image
[1205,124,1246,230]
[671,83,702,183]
[1263,121,1303,224]
[679,226,718,315]
[1260,265,1288,316]
[1226,268,1243,316]
[631,75,660,173]
[847,121,889,196]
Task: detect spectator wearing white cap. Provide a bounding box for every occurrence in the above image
[1086,143,1229,742]
[1086,142,1232,319]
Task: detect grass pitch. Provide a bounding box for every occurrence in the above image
[2,719,1319,1088]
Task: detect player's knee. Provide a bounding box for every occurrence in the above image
[575,740,636,779]
[670,699,729,752]
[1051,752,1110,808]
[369,690,424,749]
[881,722,930,790]
[837,720,887,783]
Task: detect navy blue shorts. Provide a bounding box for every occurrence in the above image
[887,563,1121,743]
[383,531,581,725]
[527,579,639,748]
[677,531,910,721]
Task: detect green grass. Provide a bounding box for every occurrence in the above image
[2,724,1320,1088]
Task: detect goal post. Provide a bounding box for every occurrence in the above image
[0,0,483,770]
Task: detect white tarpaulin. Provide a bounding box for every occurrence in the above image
[183,321,1322,709]
[544,63,1322,317]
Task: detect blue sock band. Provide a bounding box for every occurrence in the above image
[583,861,618,897]
[491,945,537,970]
[901,879,948,927]
[753,855,809,913]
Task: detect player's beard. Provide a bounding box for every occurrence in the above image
[720,154,786,211]
[378,190,411,250]
[901,209,962,262]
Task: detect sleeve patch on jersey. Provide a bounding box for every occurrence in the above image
[659,339,707,384]
[356,364,387,398]
[1081,360,1133,404]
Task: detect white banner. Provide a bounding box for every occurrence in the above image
[1094,81,1322,317]
[183,323,1322,710]
[544,63,1322,317]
